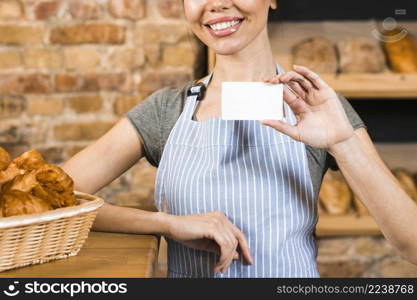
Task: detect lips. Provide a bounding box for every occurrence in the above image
[204,17,244,38]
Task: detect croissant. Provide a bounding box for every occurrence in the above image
[0,163,23,188]
[1,190,52,217]
[12,149,45,172]
[32,164,77,208]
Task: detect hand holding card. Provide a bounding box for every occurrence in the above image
[221,82,284,120]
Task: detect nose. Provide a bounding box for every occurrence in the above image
[206,0,232,12]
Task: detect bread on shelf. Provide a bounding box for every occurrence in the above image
[319,170,352,215]
[292,36,338,74]
[383,28,417,73]
[392,168,417,202]
[337,38,387,73]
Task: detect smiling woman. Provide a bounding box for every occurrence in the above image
[62,0,417,279]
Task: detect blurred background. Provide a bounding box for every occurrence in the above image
[1,0,417,277]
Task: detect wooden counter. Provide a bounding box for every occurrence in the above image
[0,232,159,278]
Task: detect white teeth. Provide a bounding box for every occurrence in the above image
[209,19,241,31]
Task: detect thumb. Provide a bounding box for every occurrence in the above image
[260,120,301,142]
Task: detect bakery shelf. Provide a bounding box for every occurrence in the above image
[207,20,417,99]
[316,214,381,236]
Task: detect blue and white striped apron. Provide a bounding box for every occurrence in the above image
[154,63,319,278]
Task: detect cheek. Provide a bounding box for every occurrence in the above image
[183,0,201,24]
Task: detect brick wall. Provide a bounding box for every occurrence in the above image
[0,0,206,211]
[1,0,416,277]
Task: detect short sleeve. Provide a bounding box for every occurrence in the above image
[326,93,367,171]
[125,88,169,168]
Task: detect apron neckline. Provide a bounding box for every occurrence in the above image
[188,63,285,125]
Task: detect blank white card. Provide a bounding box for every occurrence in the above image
[221,82,283,120]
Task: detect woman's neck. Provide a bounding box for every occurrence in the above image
[210,27,277,87]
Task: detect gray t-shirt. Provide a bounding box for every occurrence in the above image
[126,80,367,197]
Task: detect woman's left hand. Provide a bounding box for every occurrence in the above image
[260,65,354,149]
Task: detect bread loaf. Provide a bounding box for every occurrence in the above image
[292,36,338,74]
[383,28,417,73]
[353,194,370,215]
[393,168,417,202]
[319,170,352,215]
[337,38,387,73]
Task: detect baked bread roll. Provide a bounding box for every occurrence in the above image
[319,170,352,215]
[383,28,417,73]
[0,163,23,188]
[2,190,52,217]
[292,36,338,74]
[13,149,45,171]
[0,148,78,217]
[32,164,77,208]
[337,38,387,73]
[393,168,417,202]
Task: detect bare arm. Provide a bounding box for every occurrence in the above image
[62,117,167,234]
[62,117,253,272]
[262,65,417,265]
[329,128,417,264]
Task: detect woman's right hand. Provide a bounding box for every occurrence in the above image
[162,211,254,274]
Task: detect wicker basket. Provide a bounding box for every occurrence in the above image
[0,191,104,272]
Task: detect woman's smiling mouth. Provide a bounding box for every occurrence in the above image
[204,16,244,38]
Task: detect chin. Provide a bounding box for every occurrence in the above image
[211,41,248,56]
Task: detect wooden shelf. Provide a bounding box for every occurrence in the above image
[316,214,381,236]
[207,20,417,99]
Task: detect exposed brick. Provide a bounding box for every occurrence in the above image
[143,44,160,66]
[0,96,24,118]
[0,123,20,143]
[162,42,195,67]
[377,257,417,277]
[113,94,144,115]
[0,25,44,45]
[38,147,64,164]
[158,0,183,19]
[108,47,145,70]
[0,50,22,69]
[24,48,62,69]
[134,23,188,45]
[0,144,28,159]
[64,47,102,70]
[138,70,191,95]
[68,95,102,113]
[55,73,77,93]
[55,72,130,93]
[26,96,64,115]
[114,191,156,211]
[64,145,88,158]
[0,0,23,20]
[21,121,49,144]
[69,0,102,20]
[109,0,145,20]
[34,1,61,20]
[0,73,52,94]
[318,261,367,278]
[79,73,131,92]
[54,121,114,141]
[50,24,125,45]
